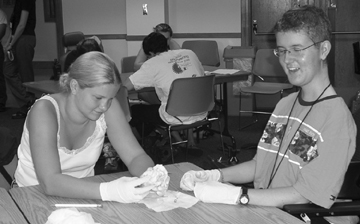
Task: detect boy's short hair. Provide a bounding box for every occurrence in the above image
[273,5,332,43]
[142,32,169,56]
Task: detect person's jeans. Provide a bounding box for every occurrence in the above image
[4,35,36,108]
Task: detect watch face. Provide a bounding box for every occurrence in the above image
[240,196,249,204]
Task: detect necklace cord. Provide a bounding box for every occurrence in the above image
[266,83,331,188]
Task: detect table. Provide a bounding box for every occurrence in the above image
[0,188,28,223]
[23,73,140,98]
[23,80,61,98]
[210,71,250,164]
[9,162,303,224]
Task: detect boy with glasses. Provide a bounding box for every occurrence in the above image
[180,5,357,224]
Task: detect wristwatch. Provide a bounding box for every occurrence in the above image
[238,187,249,205]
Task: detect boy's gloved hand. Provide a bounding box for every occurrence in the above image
[180,169,221,191]
[100,176,153,203]
[194,181,242,205]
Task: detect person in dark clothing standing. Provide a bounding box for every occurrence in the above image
[0,9,8,112]
[4,0,36,119]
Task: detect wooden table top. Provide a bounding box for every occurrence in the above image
[9,162,303,224]
[0,188,28,224]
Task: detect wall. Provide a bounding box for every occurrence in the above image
[35,0,57,61]
[169,0,241,69]
[126,0,165,57]
[62,0,127,68]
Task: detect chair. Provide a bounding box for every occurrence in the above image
[120,55,137,73]
[182,40,220,70]
[59,31,85,73]
[120,55,161,105]
[238,49,294,129]
[0,127,18,185]
[157,75,223,163]
[283,161,360,222]
[62,31,85,52]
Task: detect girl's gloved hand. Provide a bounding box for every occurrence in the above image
[100,176,154,203]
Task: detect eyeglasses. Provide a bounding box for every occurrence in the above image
[273,41,323,57]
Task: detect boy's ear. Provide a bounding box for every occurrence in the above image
[320,40,331,60]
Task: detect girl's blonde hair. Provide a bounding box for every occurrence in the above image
[59,52,121,92]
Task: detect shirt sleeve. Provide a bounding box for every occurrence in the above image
[129,59,157,90]
[293,106,356,208]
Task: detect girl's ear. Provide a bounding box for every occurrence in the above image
[70,79,79,95]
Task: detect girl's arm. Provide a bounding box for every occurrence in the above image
[105,97,154,176]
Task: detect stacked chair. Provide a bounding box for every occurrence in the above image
[59,31,85,73]
[238,48,294,129]
[182,40,220,71]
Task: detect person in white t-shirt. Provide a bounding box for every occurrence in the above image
[124,32,205,153]
[133,23,180,71]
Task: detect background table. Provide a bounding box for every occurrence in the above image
[23,73,152,98]
[210,71,250,164]
[9,162,303,224]
[0,188,28,223]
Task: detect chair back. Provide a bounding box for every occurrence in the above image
[252,49,288,82]
[337,161,360,200]
[62,31,85,52]
[182,40,220,67]
[116,85,131,122]
[59,32,85,73]
[166,75,215,117]
[121,56,137,73]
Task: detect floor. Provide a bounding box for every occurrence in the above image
[0,68,269,188]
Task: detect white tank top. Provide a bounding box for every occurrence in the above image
[15,95,107,187]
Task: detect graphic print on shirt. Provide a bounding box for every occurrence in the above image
[260,121,319,163]
[170,55,192,74]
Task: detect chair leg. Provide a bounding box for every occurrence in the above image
[217,119,225,159]
[0,166,13,185]
[141,122,145,147]
[168,127,175,164]
[239,92,259,130]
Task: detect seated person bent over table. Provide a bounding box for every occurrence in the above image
[180,5,358,224]
[14,52,156,203]
[133,23,180,71]
[124,32,206,151]
[63,36,103,73]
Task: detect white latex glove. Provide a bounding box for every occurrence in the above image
[194,181,241,205]
[100,176,154,203]
[180,169,221,191]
